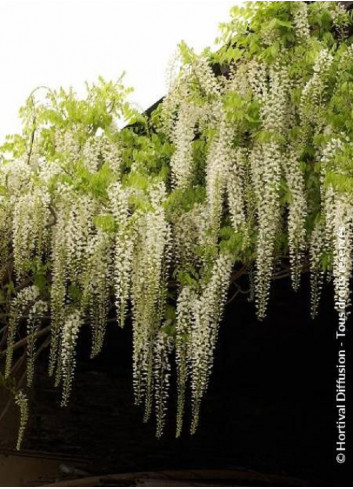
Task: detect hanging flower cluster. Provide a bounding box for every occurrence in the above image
[14,391,28,451]
[292,2,310,43]
[1,1,353,448]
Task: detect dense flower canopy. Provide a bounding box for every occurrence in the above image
[0,1,353,448]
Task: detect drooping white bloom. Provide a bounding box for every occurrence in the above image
[15,391,29,451]
[83,137,122,174]
[206,113,233,238]
[173,203,208,269]
[61,310,82,406]
[65,195,96,284]
[309,220,325,319]
[131,183,171,416]
[154,330,173,437]
[170,102,198,189]
[300,49,334,134]
[331,195,353,325]
[82,227,113,358]
[319,137,353,326]
[284,148,307,290]
[12,187,51,279]
[189,252,233,433]
[175,285,196,437]
[26,299,48,386]
[248,63,289,318]
[49,189,71,377]
[293,2,310,43]
[227,147,248,238]
[108,182,133,328]
[5,285,40,378]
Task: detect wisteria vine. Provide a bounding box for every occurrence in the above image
[0,1,353,448]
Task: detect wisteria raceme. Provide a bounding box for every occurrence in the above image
[14,391,29,451]
[12,187,50,279]
[162,54,219,138]
[1,159,31,193]
[65,195,96,284]
[227,147,248,238]
[173,203,208,269]
[293,2,310,43]
[61,310,82,406]
[83,227,113,357]
[206,113,234,238]
[250,141,282,318]
[192,57,220,99]
[175,285,196,437]
[162,53,190,138]
[0,196,12,276]
[320,138,345,254]
[54,131,81,163]
[248,63,289,318]
[101,138,123,175]
[322,177,353,326]
[153,330,173,437]
[189,252,233,434]
[82,138,103,172]
[170,102,198,189]
[331,195,353,326]
[316,132,352,322]
[83,136,123,174]
[284,148,307,290]
[49,193,70,377]
[299,49,334,136]
[5,286,40,378]
[108,183,133,327]
[131,183,171,418]
[309,221,325,319]
[48,185,80,377]
[26,300,48,386]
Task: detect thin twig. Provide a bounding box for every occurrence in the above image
[0,353,26,423]
[0,325,51,358]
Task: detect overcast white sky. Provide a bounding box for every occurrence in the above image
[0,0,241,142]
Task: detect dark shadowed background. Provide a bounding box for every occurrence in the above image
[0,275,350,486]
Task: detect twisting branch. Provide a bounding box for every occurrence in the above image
[0,325,51,359]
